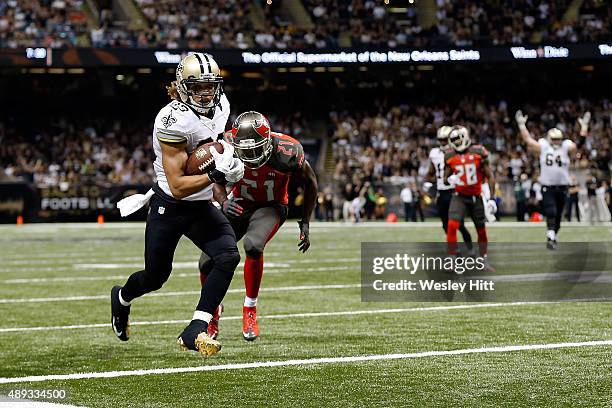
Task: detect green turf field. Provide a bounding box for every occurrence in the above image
[0,222,610,408]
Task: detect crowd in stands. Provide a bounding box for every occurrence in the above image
[0,0,88,48]
[331,98,612,221]
[0,119,155,188]
[0,112,311,188]
[1,0,610,49]
[433,0,612,46]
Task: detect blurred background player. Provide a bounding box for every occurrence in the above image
[515,110,590,249]
[110,53,244,357]
[444,125,496,272]
[424,125,474,253]
[199,111,318,341]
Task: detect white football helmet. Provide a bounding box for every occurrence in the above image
[175,53,223,115]
[547,127,563,147]
[437,125,452,145]
[448,125,471,152]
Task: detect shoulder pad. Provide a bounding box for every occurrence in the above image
[272,133,305,171]
[155,102,196,143]
[470,144,489,158]
[444,150,456,163]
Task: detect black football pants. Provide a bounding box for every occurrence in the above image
[121,191,240,315]
[542,185,568,234]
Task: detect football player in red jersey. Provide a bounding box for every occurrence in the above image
[199,111,318,341]
[444,125,496,272]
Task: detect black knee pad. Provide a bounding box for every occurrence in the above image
[243,236,264,259]
[198,252,214,274]
[212,248,241,275]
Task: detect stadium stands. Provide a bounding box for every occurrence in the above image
[1,1,610,49]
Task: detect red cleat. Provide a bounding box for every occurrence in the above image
[207,303,223,340]
[242,306,259,341]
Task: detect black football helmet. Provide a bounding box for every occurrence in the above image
[231,111,273,169]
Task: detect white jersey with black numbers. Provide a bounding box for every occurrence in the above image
[429,146,453,191]
[538,138,571,186]
[152,94,230,201]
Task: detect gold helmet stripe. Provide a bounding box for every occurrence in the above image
[193,53,205,76]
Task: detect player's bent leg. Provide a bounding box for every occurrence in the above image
[180,203,240,356]
[458,221,474,253]
[112,195,183,341]
[446,219,460,255]
[241,206,284,341]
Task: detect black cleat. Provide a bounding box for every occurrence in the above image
[111,285,130,341]
[546,239,558,250]
[177,320,221,357]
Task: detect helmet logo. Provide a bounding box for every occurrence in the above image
[253,118,270,138]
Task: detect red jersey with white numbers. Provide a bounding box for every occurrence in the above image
[445,145,489,196]
[231,132,305,208]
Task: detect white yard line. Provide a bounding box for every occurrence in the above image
[0,301,582,333]
[0,340,609,384]
[0,283,362,304]
[2,266,353,284]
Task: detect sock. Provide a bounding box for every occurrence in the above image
[118,289,131,307]
[447,219,459,255]
[244,255,264,299]
[192,310,212,324]
[476,226,488,256]
[244,296,257,308]
[547,230,556,241]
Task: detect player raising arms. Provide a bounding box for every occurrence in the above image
[424,125,474,253]
[515,110,590,249]
[199,111,318,341]
[444,125,496,272]
[110,53,244,357]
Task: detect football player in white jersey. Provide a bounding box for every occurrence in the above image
[515,110,590,249]
[424,126,474,253]
[111,53,245,357]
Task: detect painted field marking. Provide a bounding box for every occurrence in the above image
[0,340,610,384]
[0,300,597,334]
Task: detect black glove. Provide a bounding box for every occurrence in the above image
[207,169,226,184]
[298,220,310,253]
[221,198,244,218]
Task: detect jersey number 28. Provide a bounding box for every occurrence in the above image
[455,163,478,186]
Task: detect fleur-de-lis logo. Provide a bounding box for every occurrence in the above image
[161,110,177,128]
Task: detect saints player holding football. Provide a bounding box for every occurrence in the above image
[444,125,496,272]
[515,110,590,249]
[199,111,318,341]
[110,53,244,357]
[424,125,474,253]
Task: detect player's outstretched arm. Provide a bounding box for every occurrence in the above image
[160,141,214,199]
[515,110,541,155]
[482,160,495,202]
[572,111,591,155]
[295,160,318,252]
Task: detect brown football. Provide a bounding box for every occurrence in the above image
[185,141,223,175]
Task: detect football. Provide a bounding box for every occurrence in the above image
[185,141,223,175]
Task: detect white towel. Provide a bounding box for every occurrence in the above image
[117,189,154,217]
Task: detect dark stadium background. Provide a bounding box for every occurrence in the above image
[0,0,610,223]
